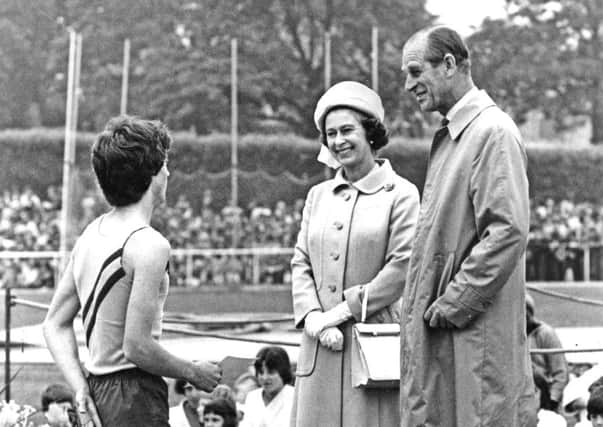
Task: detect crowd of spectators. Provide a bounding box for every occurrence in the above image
[1,187,603,289]
[151,191,304,287]
[528,199,603,281]
[0,186,305,288]
[0,186,62,289]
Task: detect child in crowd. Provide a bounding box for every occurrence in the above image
[27,383,76,427]
[232,372,260,421]
[585,386,603,427]
[203,398,238,427]
[240,346,293,427]
[169,379,212,427]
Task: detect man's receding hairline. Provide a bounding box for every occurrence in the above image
[405,25,463,52]
[402,32,429,66]
[404,29,428,50]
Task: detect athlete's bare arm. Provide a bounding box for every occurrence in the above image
[122,228,222,391]
[43,258,103,427]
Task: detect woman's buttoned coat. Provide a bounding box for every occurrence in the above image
[290,159,420,427]
[400,90,537,427]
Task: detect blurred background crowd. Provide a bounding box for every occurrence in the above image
[1,186,603,289]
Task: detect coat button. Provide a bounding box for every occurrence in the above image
[343,193,351,201]
[333,221,343,230]
[384,183,395,192]
[328,285,337,292]
[331,252,340,261]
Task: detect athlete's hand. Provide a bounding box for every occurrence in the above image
[191,360,222,392]
[75,388,102,427]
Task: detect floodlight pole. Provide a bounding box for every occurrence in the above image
[230,38,240,247]
[324,29,332,91]
[59,30,79,274]
[4,287,11,401]
[120,38,130,115]
[230,38,238,210]
[371,26,378,92]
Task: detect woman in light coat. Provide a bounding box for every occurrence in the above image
[290,81,420,427]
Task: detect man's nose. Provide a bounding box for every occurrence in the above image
[404,75,415,92]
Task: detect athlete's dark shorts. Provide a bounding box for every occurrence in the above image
[87,367,169,427]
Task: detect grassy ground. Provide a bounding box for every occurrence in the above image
[2,282,601,330]
[526,282,603,328]
[1,282,602,408]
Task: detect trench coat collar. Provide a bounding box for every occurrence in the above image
[447,89,496,141]
[332,159,396,194]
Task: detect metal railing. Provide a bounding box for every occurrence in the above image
[0,244,602,288]
[0,247,295,288]
[170,247,294,286]
[527,243,603,282]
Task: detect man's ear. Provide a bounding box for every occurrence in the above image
[443,53,457,77]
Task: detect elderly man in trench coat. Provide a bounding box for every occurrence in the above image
[399,26,539,427]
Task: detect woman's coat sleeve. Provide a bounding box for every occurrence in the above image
[291,186,322,328]
[344,184,420,320]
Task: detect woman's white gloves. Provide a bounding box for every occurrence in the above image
[319,327,344,351]
[304,302,352,352]
[303,311,324,338]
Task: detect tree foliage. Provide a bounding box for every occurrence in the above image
[3,0,601,143]
[0,0,68,127]
[468,0,603,144]
[135,0,435,136]
[0,0,434,136]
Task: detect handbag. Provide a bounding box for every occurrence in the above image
[351,287,400,389]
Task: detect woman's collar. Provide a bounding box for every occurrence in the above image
[332,159,396,194]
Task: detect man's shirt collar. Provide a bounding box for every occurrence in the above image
[445,87,496,141]
[446,86,479,123]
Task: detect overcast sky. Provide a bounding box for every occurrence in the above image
[426,0,509,35]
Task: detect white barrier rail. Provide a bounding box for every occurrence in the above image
[0,247,295,287]
[0,247,295,259]
[1,244,602,285]
[528,243,603,282]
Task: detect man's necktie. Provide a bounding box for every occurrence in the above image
[432,117,450,146]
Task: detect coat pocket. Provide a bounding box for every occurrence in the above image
[295,332,319,377]
[435,251,456,297]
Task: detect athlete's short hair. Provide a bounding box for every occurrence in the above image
[92,115,172,207]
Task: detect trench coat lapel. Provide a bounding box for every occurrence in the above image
[448,90,496,141]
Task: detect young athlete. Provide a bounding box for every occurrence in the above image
[44,116,222,426]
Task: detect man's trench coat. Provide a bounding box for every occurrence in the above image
[291,160,419,427]
[400,90,538,427]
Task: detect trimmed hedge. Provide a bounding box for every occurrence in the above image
[1,129,602,209]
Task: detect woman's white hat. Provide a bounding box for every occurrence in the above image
[313,81,384,130]
[313,81,384,169]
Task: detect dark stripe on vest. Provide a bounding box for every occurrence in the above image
[82,248,123,322]
[85,267,126,346]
